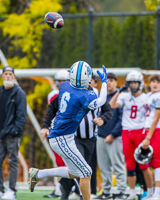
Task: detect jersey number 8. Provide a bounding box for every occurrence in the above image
[130,105,137,119]
[60,92,71,113]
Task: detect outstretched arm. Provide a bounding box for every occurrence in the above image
[109,92,120,109]
[87,65,108,110]
[96,65,108,107]
[110,84,128,108]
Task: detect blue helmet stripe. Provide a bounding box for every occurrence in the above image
[76,61,83,87]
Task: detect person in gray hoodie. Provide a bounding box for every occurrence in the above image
[94,73,126,200]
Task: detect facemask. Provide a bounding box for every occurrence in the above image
[3,80,15,87]
[128,82,140,93]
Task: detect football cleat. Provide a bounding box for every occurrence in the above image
[28,168,40,192]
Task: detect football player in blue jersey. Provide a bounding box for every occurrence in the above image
[28,61,108,200]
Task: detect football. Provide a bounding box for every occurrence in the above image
[45,12,64,29]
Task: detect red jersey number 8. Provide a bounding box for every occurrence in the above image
[130,105,137,119]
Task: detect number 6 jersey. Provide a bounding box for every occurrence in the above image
[116,92,146,130]
[48,81,98,138]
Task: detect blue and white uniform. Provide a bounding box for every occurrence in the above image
[48,81,98,138]
[48,63,107,178]
[48,81,102,178]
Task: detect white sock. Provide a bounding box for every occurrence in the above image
[153,187,160,197]
[147,188,153,196]
[37,167,70,179]
[130,189,136,195]
[55,182,61,196]
[154,168,160,181]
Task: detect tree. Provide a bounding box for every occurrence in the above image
[99,18,121,68]
[93,17,106,68]
[52,5,88,68]
[144,0,159,10]
[0,0,62,69]
[121,16,143,67]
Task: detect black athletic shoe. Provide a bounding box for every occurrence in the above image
[115,193,127,200]
[60,185,70,200]
[80,195,83,200]
[43,191,60,198]
[94,193,113,200]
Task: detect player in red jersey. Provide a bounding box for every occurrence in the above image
[142,75,160,200]
[110,71,153,200]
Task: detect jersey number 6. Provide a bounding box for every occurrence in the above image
[60,92,71,113]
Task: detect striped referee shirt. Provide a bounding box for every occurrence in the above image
[75,87,100,139]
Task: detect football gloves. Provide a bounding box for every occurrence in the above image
[97,65,108,83]
[119,83,129,93]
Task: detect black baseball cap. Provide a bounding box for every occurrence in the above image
[92,74,98,83]
[2,66,14,74]
[107,73,117,81]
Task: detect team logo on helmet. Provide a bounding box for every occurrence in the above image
[87,66,92,76]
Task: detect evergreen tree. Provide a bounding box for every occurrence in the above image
[93,17,106,68]
[74,17,88,62]
[141,16,155,69]
[121,16,141,67]
[100,17,121,68]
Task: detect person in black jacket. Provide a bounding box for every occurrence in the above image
[41,83,113,200]
[0,66,27,200]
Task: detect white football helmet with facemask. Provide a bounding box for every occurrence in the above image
[134,143,153,164]
[126,70,144,93]
[55,70,69,86]
[69,61,92,88]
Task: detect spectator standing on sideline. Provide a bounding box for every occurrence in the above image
[94,73,126,200]
[0,66,27,200]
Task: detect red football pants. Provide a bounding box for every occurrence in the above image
[122,129,149,171]
[146,128,160,169]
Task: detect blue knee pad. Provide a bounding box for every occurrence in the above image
[127,170,136,177]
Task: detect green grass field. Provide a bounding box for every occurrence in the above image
[16,190,59,200]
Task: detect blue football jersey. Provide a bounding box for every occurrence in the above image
[47,81,98,138]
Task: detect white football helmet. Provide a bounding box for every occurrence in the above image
[69,61,92,88]
[55,70,69,86]
[126,70,144,92]
[134,143,153,164]
[55,69,69,80]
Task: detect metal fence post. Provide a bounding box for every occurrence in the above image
[88,8,94,66]
[155,8,160,70]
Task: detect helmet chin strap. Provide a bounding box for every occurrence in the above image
[130,88,140,93]
[130,82,140,93]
